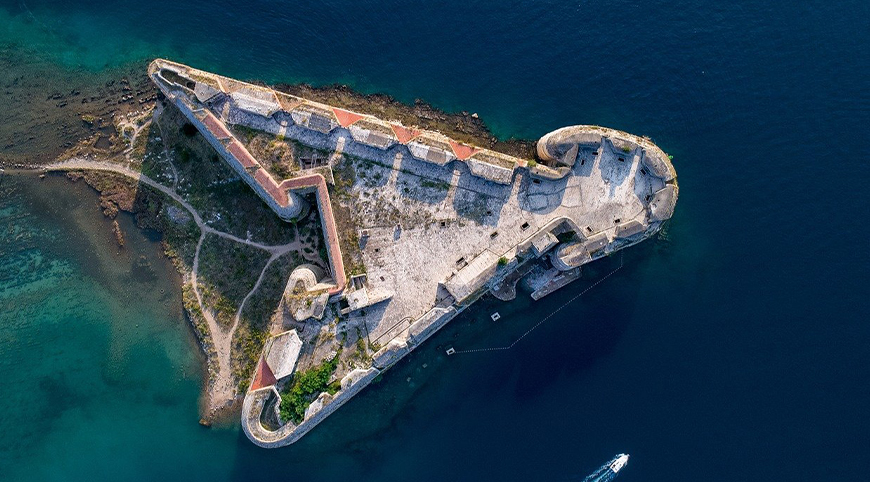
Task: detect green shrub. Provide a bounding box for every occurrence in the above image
[279,350,342,423]
[498,256,508,266]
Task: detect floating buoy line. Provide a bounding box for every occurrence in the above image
[447,253,624,355]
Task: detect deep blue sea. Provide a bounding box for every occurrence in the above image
[1,0,869,480]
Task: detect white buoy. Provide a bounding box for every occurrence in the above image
[491,312,501,321]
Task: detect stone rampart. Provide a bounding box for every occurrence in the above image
[537,125,677,184]
[408,306,459,346]
[372,339,411,370]
[151,64,346,295]
[240,367,381,448]
[150,59,540,187]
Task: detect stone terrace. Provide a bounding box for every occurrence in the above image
[344,136,664,344]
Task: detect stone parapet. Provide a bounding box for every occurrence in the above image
[148,59,563,187]
[372,339,411,370]
[537,125,678,187]
[408,306,459,347]
[241,367,381,448]
[649,184,678,222]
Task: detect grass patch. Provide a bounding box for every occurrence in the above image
[232,251,304,387]
[420,179,450,191]
[328,157,365,278]
[348,332,372,367]
[197,234,270,327]
[157,103,298,245]
[129,123,152,164]
[233,325,270,392]
[279,349,342,423]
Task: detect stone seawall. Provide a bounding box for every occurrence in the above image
[153,72,346,295]
[242,368,382,448]
[241,302,464,448]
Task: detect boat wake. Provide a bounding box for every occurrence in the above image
[582,454,629,482]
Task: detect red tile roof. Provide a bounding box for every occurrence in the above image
[203,113,232,139]
[227,141,258,169]
[449,140,479,160]
[332,108,364,128]
[193,112,348,298]
[279,175,346,296]
[390,124,422,144]
[250,356,277,390]
[253,169,288,206]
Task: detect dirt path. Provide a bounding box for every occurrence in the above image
[44,157,299,413]
[150,104,180,191]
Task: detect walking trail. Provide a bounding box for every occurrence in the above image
[45,124,300,413]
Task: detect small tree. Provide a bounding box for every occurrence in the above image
[497,256,508,266]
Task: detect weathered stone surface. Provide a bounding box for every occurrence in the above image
[649,185,678,221]
[444,250,501,303]
[284,265,330,321]
[465,158,514,184]
[408,307,458,347]
[531,231,559,256]
[552,241,590,271]
[614,219,646,239]
[608,136,639,155]
[372,339,410,369]
[339,367,380,391]
[303,392,332,420]
[264,330,303,381]
[642,151,675,181]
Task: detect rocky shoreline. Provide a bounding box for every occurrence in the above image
[275,82,537,160]
[0,53,156,167]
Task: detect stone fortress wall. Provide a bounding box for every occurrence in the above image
[150,61,346,294]
[147,59,678,448]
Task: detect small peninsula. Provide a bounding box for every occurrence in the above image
[41,59,677,448]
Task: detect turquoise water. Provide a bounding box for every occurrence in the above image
[0,174,238,478]
[1,0,870,480]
